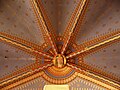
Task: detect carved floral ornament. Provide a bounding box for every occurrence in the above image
[0,0,120,90]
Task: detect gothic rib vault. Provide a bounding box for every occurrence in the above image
[0,0,120,90]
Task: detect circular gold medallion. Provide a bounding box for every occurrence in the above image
[53,54,66,68]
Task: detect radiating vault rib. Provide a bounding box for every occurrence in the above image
[35,0,57,40]
[30,0,58,55]
[0,62,52,84]
[0,63,53,90]
[70,0,90,44]
[61,0,89,55]
[67,63,120,89]
[0,32,52,59]
[66,31,120,59]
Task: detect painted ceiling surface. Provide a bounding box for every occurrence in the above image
[0,0,120,90]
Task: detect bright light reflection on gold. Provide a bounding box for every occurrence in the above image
[53,54,66,68]
[44,85,69,90]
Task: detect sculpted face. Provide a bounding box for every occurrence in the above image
[53,54,66,68]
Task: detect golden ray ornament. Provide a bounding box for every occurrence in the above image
[0,0,120,90]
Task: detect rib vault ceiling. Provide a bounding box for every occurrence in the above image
[0,0,120,90]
